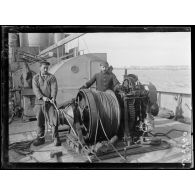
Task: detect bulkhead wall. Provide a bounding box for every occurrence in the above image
[49,53,107,105]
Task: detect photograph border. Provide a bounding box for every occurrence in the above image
[1,25,194,170]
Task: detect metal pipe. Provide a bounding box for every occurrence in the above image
[157,90,191,97]
[39,33,85,56]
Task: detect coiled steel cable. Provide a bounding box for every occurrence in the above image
[75,89,121,143]
[98,113,129,162]
[91,90,121,142]
[56,89,121,144]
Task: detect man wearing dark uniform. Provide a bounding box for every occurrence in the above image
[81,62,120,92]
[32,61,61,146]
[79,62,121,146]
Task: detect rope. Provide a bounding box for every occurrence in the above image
[9,140,34,156]
[93,90,120,140]
[185,103,192,111]
[94,119,99,145]
[149,129,189,141]
[98,113,129,162]
[9,101,58,156]
[77,89,120,143]
[50,100,102,163]
[58,106,74,125]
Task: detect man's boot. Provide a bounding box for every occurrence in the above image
[54,137,61,146]
[33,128,45,146]
[33,137,45,146]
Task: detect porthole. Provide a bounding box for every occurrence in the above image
[71,65,79,73]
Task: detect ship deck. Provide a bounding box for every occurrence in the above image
[8,116,192,165]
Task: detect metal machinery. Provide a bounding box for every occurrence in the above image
[73,73,151,145]
[76,89,121,144]
[9,50,47,122]
[118,74,150,143]
[55,73,160,161]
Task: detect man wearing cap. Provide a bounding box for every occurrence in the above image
[32,61,61,146]
[81,62,120,92]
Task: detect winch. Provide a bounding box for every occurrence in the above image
[56,74,161,157]
[117,74,150,144]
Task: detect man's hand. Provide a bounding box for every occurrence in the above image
[42,96,50,102]
[114,84,122,92]
[50,97,56,103]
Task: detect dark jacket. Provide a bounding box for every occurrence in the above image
[32,72,58,105]
[85,71,120,92]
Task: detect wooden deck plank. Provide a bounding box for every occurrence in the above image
[9,117,192,163]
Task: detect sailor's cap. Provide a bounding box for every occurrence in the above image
[40,61,50,66]
[100,62,109,67]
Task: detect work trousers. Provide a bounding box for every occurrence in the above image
[34,102,58,138]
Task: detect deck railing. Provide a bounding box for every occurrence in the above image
[157,90,191,109]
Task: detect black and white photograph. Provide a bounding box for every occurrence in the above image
[1,26,193,168]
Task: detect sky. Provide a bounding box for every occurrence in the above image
[78,32,191,68]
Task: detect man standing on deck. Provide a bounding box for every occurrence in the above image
[32,61,61,147]
[79,61,121,145]
[80,62,120,92]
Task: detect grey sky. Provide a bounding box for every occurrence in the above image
[79,32,191,68]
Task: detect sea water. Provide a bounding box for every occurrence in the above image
[113,69,191,94]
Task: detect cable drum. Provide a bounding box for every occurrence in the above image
[77,89,121,143]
